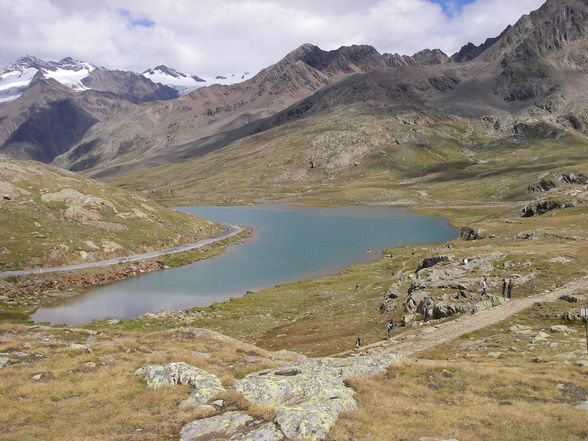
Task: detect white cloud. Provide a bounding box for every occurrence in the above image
[0,0,545,77]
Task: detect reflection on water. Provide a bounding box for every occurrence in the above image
[32,204,457,325]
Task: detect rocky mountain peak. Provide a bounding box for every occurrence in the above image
[143,65,187,79]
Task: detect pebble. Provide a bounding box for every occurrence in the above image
[31,373,43,381]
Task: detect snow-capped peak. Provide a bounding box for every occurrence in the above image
[141,64,253,95]
[0,55,96,102]
[143,65,188,80]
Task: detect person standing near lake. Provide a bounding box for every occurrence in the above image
[482,277,488,295]
[507,279,514,299]
[501,279,507,297]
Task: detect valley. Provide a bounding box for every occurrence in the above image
[1,0,588,440]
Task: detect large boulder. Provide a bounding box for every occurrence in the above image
[415,255,451,272]
[0,181,29,200]
[460,226,486,241]
[134,362,226,406]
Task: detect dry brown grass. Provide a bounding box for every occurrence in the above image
[329,359,588,441]
[0,325,281,441]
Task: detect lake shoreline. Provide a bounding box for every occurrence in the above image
[27,204,457,325]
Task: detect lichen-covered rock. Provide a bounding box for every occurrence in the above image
[234,353,404,441]
[233,423,284,441]
[180,411,253,441]
[134,362,226,406]
[549,325,575,334]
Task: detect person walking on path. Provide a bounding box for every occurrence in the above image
[482,277,488,295]
[387,320,394,338]
[501,279,507,297]
[355,336,362,349]
[507,279,514,299]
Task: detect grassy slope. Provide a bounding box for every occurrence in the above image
[331,299,588,441]
[0,158,223,271]
[2,108,588,439]
[109,108,588,207]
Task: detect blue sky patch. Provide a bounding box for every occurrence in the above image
[428,0,477,16]
[118,9,155,28]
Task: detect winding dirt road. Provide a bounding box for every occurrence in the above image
[0,224,243,279]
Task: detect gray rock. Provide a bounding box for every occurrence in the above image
[460,226,486,240]
[576,401,588,410]
[70,344,92,353]
[135,362,226,406]
[416,255,451,272]
[234,353,404,441]
[14,352,29,358]
[533,332,549,342]
[84,362,96,368]
[575,360,588,367]
[0,357,9,367]
[401,314,415,326]
[180,411,253,441]
[233,423,284,441]
[559,294,587,303]
[549,325,575,334]
[31,373,42,380]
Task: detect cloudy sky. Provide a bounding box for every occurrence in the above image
[1,0,545,77]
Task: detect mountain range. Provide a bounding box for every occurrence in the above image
[1,0,587,189]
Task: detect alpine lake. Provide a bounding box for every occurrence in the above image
[32,204,457,324]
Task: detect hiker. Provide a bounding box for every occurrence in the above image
[481,277,488,295]
[507,279,513,299]
[501,278,507,297]
[386,320,394,338]
[462,258,468,266]
[355,336,362,348]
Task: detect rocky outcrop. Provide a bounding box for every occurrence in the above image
[0,181,29,200]
[41,188,116,223]
[416,255,451,272]
[180,412,283,441]
[234,353,404,441]
[528,178,557,193]
[460,226,486,241]
[134,362,226,407]
[520,198,580,217]
[560,172,588,185]
[135,344,404,441]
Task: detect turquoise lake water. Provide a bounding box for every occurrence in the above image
[31,205,457,324]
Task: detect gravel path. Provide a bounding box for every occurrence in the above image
[0,224,243,279]
[338,276,588,358]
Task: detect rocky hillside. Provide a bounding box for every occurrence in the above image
[51,42,453,179]
[0,158,222,271]
[51,0,588,185]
